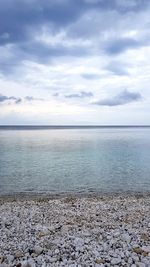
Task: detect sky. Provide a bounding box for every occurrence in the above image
[0,0,150,125]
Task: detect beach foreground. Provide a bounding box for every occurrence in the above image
[1,195,150,267]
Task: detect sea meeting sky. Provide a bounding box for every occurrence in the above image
[0,0,150,125]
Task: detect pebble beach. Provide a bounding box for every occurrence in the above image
[1,194,150,267]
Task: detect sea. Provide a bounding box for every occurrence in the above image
[0,126,150,196]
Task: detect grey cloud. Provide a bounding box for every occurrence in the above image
[93,89,142,106]
[15,98,22,104]
[19,41,90,61]
[25,96,34,101]
[105,61,129,76]
[0,0,150,76]
[65,91,93,98]
[0,40,91,76]
[0,94,21,104]
[0,0,148,46]
[25,96,44,101]
[0,94,44,104]
[0,0,84,45]
[81,73,101,80]
[0,0,92,74]
[66,0,150,40]
[0,95,9,102]
[53,93,60,97]
[104,37,144,55]
[1,0,147,38]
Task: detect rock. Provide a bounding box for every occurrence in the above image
[141,258,150,265]
[111,257,121,265]
[6,254,14,263]
[120,252,124,258]
[54,249,59,255]
[0,264,9,267]
[21,259,36,267]
[95,259,105,264]
[141,233,149,241]
[0,256,4,264]
[61,225,69,234]
[49,257,57,263]
[21,260,31,267]
[141,245,150,253]
[27,259,36,267]
[38,228,49,237]
[113,231,120,238]
[33,246,43,255]
[128,257,133,264]
[122,233,131,243]
[15,251,24,258]
[132,247,144,255]
[74,237,84,250]
[4,222,11,228]
[132,254,139,262]
[136,263,145,267]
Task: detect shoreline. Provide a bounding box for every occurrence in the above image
[1,190,150,202]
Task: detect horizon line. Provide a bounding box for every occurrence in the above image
[0,125,150,128]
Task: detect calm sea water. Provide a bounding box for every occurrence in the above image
[0,126,150,196]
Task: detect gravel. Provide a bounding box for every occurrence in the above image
[0,194,150,266]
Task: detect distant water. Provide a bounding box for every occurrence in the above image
[0,126,150,196]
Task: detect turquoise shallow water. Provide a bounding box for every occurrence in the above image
[0,127,150,195]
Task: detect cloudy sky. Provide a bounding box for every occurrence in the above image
[0,0,150,125]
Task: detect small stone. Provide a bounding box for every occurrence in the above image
[54,249,59,254]
[142,245,150,253]
[4,222,11,228]
[95,259,105,264]
[120,252,124,258]
[136,263,145,267]
[143,251,148,257]
[111,257,121,265]
[113,231,120,238]
[142,258,150,266]
[141,233,149,241]
[49,257,57,263]
[15,251,24,258]
[122,233,131,243]
[61,225,69,234]
[30,253,36,258]
[0,256,4,264]
[125,250,130,257]
[27,259,36,267]
[128,257,133,264]
[132,254,139,262]
[21,259,36,267]
[33,246,43,255]
[132,247,144,255]
[6,255,14,263]
[74,237,84,251]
